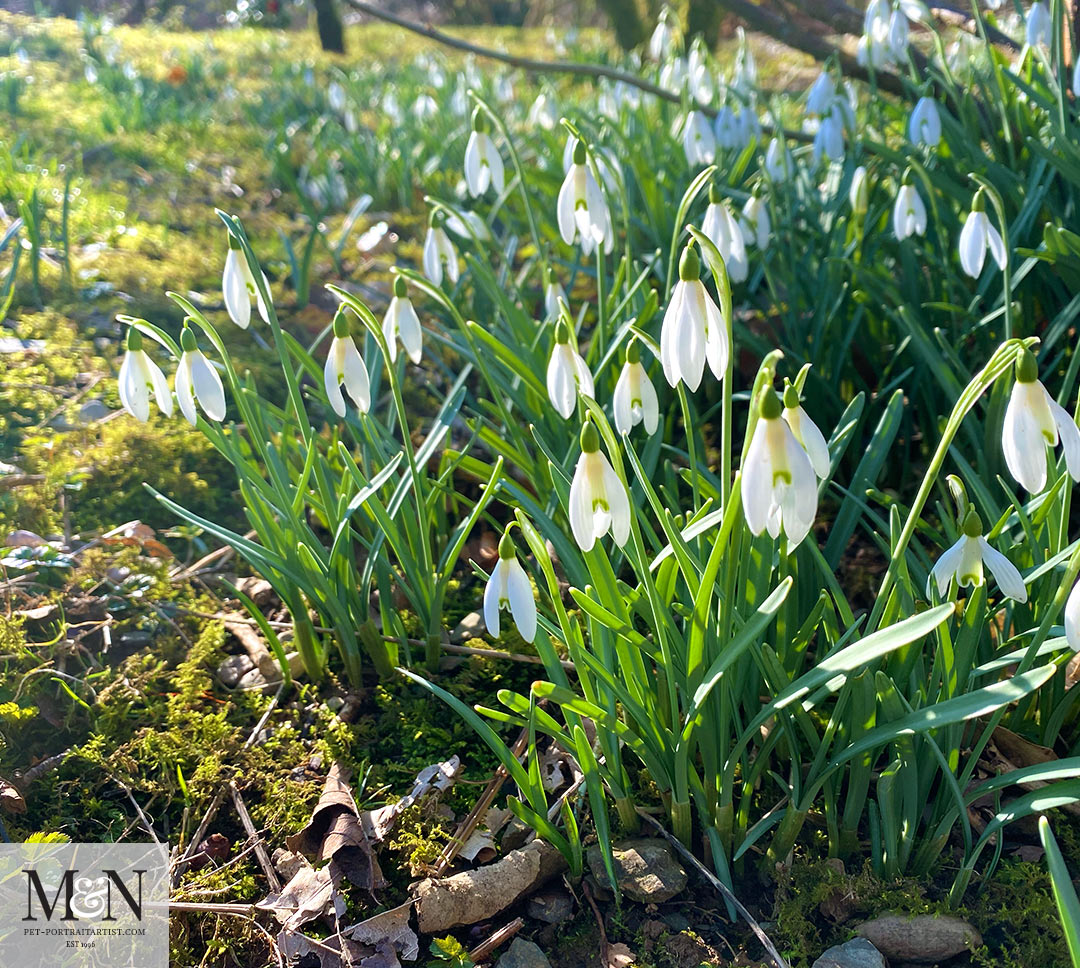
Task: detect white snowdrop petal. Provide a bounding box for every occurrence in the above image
[568,460,594,551]
[324,343,346,418]
[176,356,198,426]
[979,538,1028,603]
[342,338,371,413]
[1048,395,1080,483]
[483,560,502,638]
[191,352,226,422]
[1065,579,1080,651]
[929,537,965,597]
[506,560,537,643]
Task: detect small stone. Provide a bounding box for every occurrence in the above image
[78,399,110,423]
[857,914,982,964]
[271,848,307,881]
[501,817,531,852]
[586,838,688,903]
[494,938,552,968]
[237,666,272,692]
[257,649,304,679]
[451,610,485,642]
[218,653,255,687]
[813,938,886,968]
[526,889,574,924]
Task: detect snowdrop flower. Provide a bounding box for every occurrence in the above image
[569,419,630,551]
[382,276,423,365]
[849,165,869,216]
[613,338,659,436]
[682,110,716,166]
[118,326,172,423]
[222,234,270,329]
[714,106,740,150]
[805,71,835,116]
[782,383,830,479]
[423,218,460,287]
[687,39,715,104]
[543,267,567,320]
[909,96,942,147]
[741,194,772,250]
[659,56,688,93]
[412,93,438,120]
[928,507,1028,602]
[742,386,818,547]
[959,191,1006,277]
[175,325,226,426]
[1065,578,1080,650]
[557,140,614,256]
[702,185,749,283]
[893,176,927,239]
[546,317,593,420]
[899,0,929,20]
[1001,347,1080,493]
[660,245,730,391]
[764,138,792,182]
[813,109,845,164]
[649,7,677,62]
[528,90,557,129]
[888,9,910,60]
[324,311,371,417]
[464,109,505,197]
[484,530,536,643]
[732,27,757,94]
[1027,1,1051,47]
[857,1,893,70]
[327,80,346,113]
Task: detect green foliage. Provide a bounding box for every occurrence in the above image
[427,936,475,967]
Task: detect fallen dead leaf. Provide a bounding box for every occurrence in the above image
[605,941,635,967]
[362,757,461,843]
[257,864,343,931]
[0,777,26,814]
[344,901,419,962]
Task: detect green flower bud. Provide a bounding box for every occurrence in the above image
[572,140,587,166]
[708,183,722,205]
[126,326,143,352]
[1015,346,1038,384]
[498,531,516,559]
[333,310,350,338]
[393,276,408,299]
[972,189,986,213]
[783,382,800,410]
[545,266,557,286]
[180,326,198,353]
[555,318,571,344]
[227,233,241,251]
[759,386,782,420]
[471,106,486,132]
[678,245,700,282]
[580,419,600,453]
[626,338,641,365]
[962,505,983,537]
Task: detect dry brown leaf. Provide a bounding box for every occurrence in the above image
[1067,652,1080,690]
[256,864,344,931]
[277,927,394,968]
[344,901,419,962]
[992,725,1055,766]
[362,757,461,843]
[287,762,385,892]
[0,777,26,814]
[605,942,635,967]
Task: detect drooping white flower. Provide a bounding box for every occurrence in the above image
[893,179,927,239]
[888,9,910,60]
[175,325,226,426]
[649,7,677,62]
[682,110,716,166]
[858,0,894,68]
[909,96,942,147]
[222,235,270,329]
[544,267,567,320]
[1064,578,1080,650]
[812,109,845,164]
[546,317,594,420]
[660,245,730,391]
[556,139,614,256]
[528,90,557,129]
[959,192,1007,277]
[613,338,659,436]
[1002,347,1080,494]
[412,93,438,120]
[732,26,757,94]
[1027,1,1051,47]
[382,276,423,365]
[741,194,772,250]
[702,186,749,283]
[928,507,1028,602]
[849,165,870,216]
[782,383,830,479]
[1073,56,1080,95]
[805,71,835,116]
[464,110,505,197]
[324,311,371,417]
[568,419,631,551]
[483,531,537,643]
[764,138,792,183]
[327,80,346,113]
[742,386,818,547]
[687,39,715,104]
[423,220,460,287]
[118,326,172,423]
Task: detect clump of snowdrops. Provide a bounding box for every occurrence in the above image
[116,3,1080,907]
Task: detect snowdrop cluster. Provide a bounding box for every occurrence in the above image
[857,0,910,70]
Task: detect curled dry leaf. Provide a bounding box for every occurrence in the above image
[287,761,386,892]
[257,864,344,931]
[344,901,419,961]
[604,942,635,968]
[361,757,462,843]
[0,777,26,814]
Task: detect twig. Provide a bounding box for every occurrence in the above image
[229,781,283,893]
[468,917,524,963]
[635,810,791,968]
